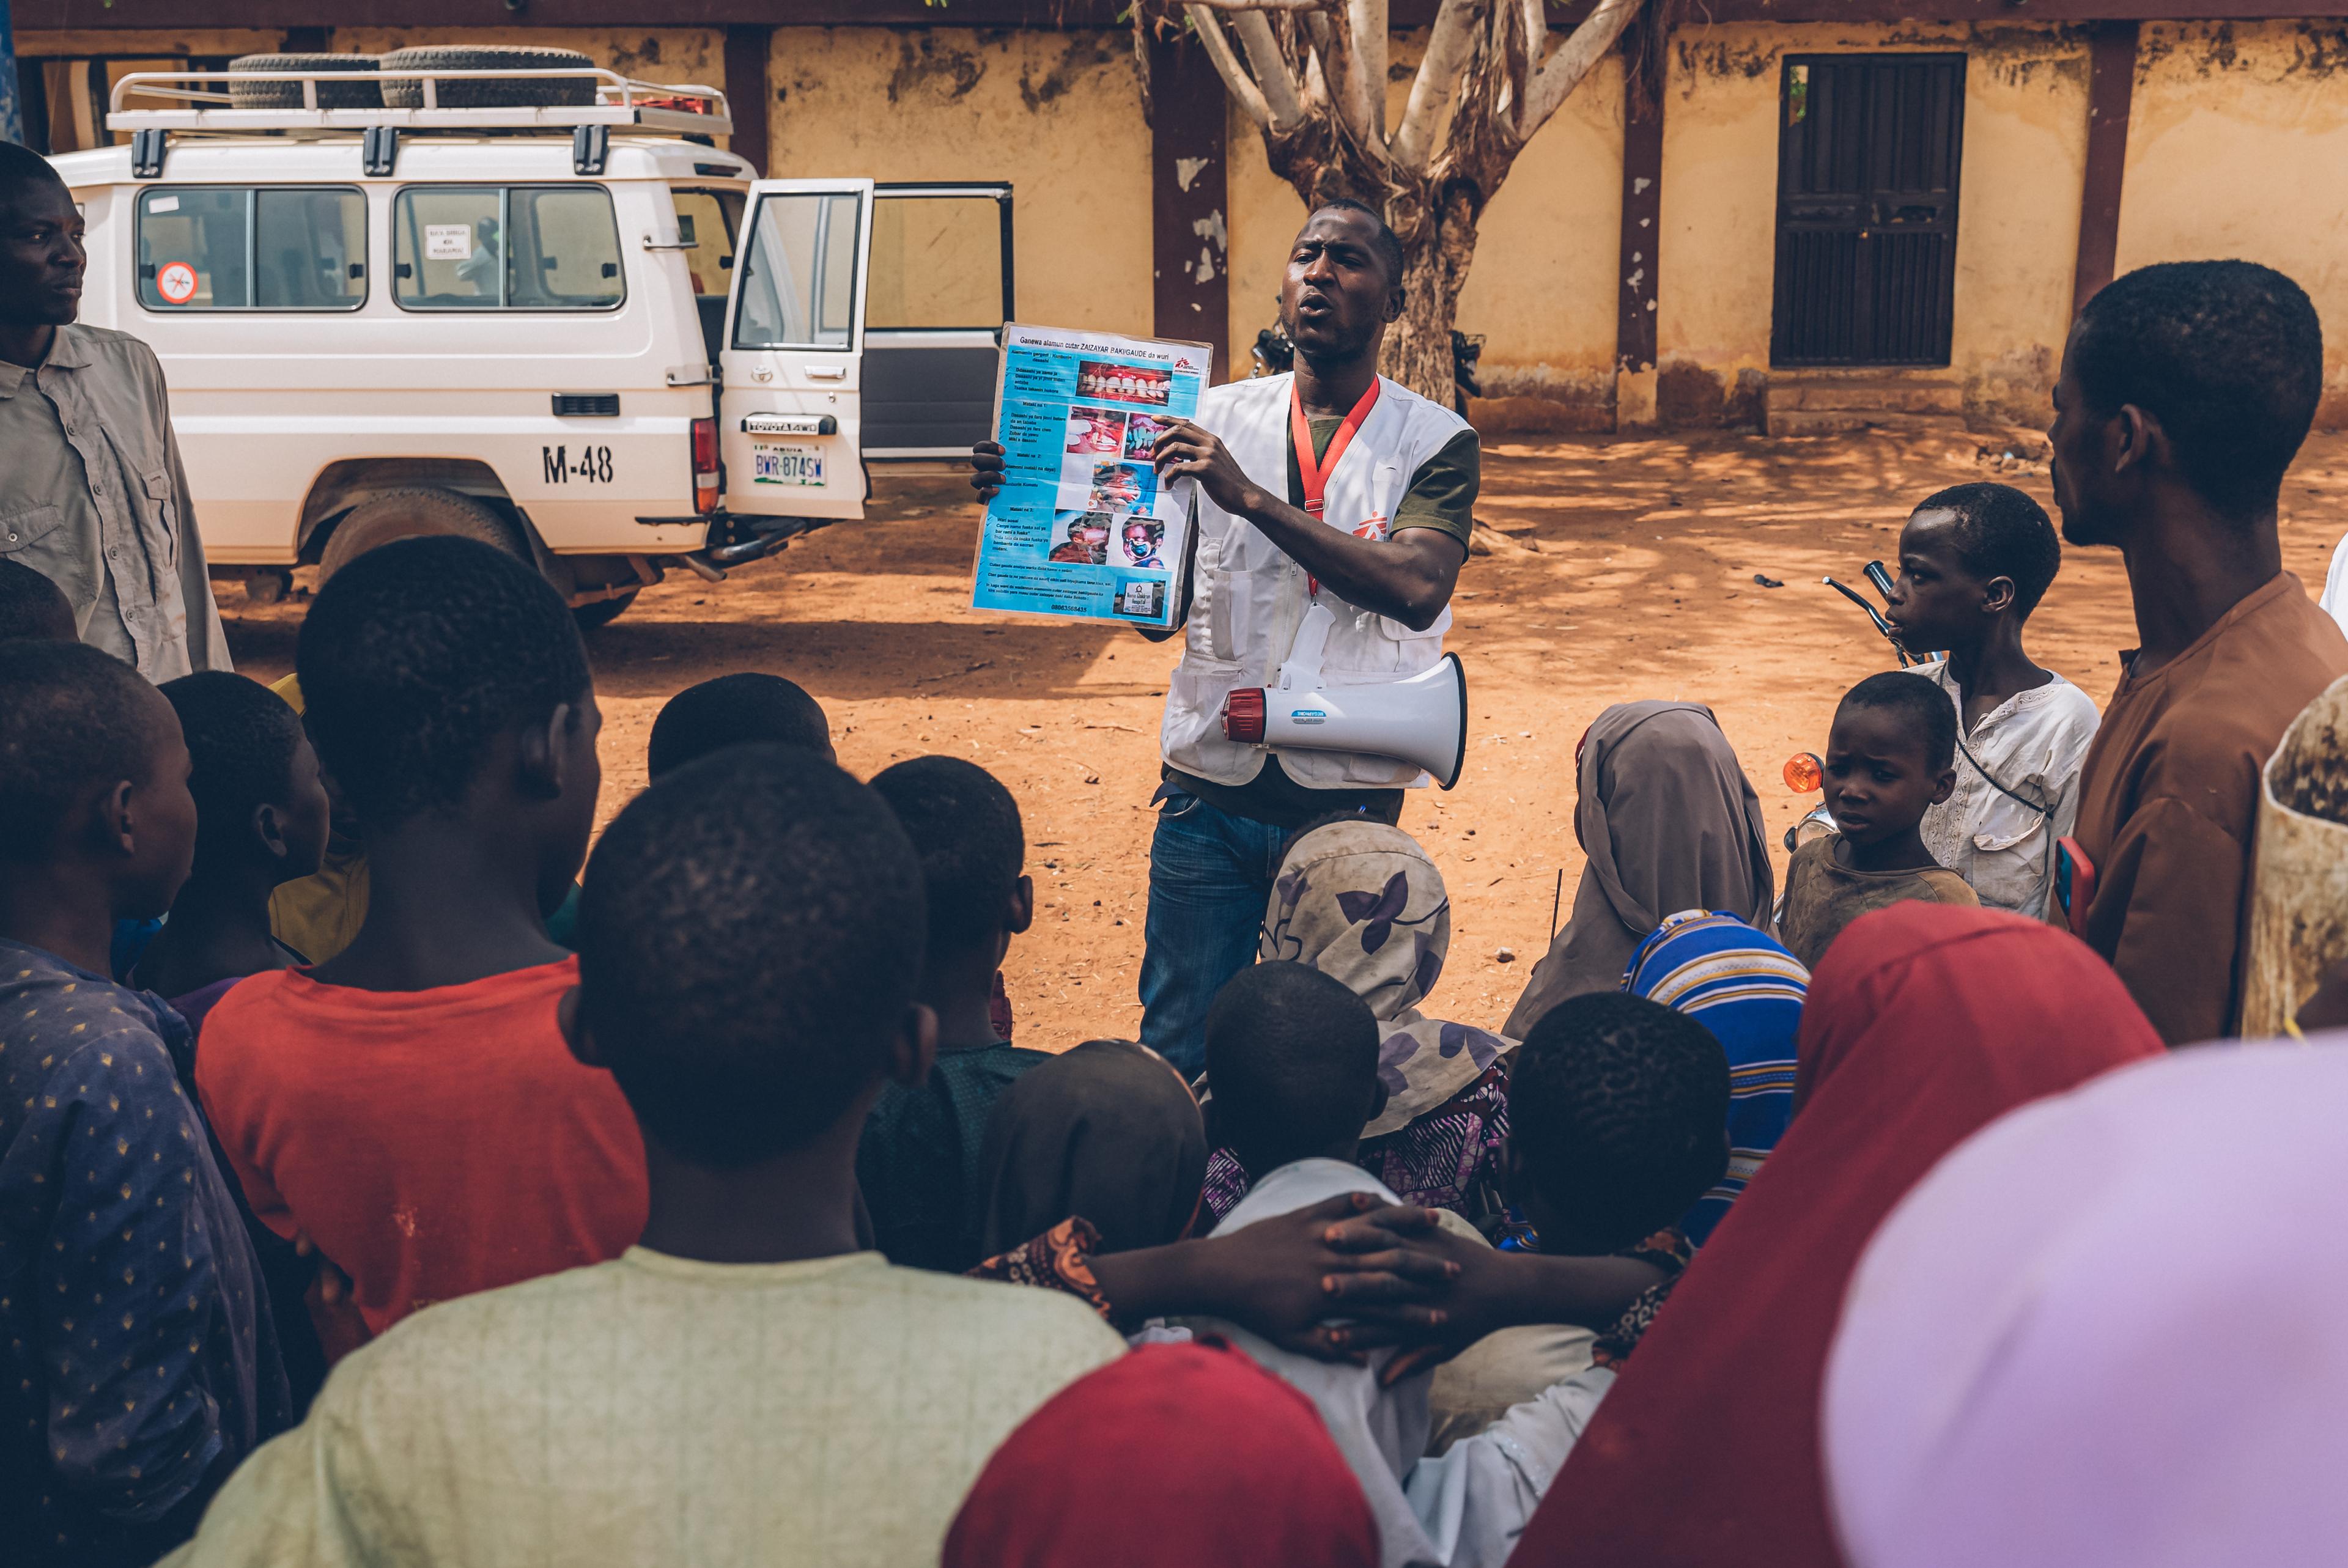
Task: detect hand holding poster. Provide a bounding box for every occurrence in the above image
[972,325,1213,628]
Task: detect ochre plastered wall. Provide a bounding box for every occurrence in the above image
[767,28,1151,339]
[2119,22,2348,424]
[1656,20,2089,428]
[1222,34,1623,424]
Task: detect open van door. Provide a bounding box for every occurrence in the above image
[719,178,874,521]
[865,183,1013,457]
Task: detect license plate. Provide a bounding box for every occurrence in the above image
[753,443,825,487]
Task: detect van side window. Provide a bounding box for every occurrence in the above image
[393,185,626,311]
[733,191,861,351]
[137,186,365,311]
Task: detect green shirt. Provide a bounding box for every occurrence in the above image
[855,1040,1050,1273]
[1167,413,1479,829]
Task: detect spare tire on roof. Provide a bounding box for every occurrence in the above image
[226,53,381,111]
[378,46,599,109]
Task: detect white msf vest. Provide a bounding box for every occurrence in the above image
[1160,372,1470,789]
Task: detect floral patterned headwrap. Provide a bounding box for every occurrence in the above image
[1260,820,1513,1138]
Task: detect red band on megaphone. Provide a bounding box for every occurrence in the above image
[1222,686,1267,743]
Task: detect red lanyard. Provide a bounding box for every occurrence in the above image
[1290,376,1380,518]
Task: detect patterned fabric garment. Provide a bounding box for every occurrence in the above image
[1201,1067,1511,1228]
[0,940,288,1568]
[1356,1066,1509,1218]
[1589,1227,1699,1370]
[964,1217,1120,1326]
[1622,910,1809,1247]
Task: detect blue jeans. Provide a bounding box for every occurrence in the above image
[1139,791,1292,1077]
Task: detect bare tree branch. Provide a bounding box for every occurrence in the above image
[1181,0,1334,10]
[1349,0,1389,141]
[1519,0,1641,137]
[1231,9,1310,132]
[1516,0,1547,57]
[1390,0,1486,172]
[1183,4,1276,130]
[1299,30,1332,117]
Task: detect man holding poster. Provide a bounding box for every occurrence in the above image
[972,199,1479,1073]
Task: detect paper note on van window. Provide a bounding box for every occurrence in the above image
[425,225,474,261]
[967,324,1210,629]
[146,195,180,215]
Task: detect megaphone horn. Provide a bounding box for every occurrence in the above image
[1220,653,1469,790]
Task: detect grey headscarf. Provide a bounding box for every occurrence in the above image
[1503,701,1774,1037]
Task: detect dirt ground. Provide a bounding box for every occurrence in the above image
[218,428,2348,1053]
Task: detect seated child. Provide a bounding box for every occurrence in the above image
[0,556,76,642]
[1189,972,1730,1568]
[195,537,646,1350]
[973,1038,1208,1262]
[1222,818,1510,1224]
[1202,960,1386,1213]
[646,682,1021,1037]
[1622,910,1809,1248]
[166,746,1126,1567]
[133,672,331,1028]
[857,756,1048,1270]
[648,670,836,775]
[131,671,336,1412]
[1777,672,1979,970]
[1881,482,2100,919]
[0,565,170,980]
[0,642,289,1567]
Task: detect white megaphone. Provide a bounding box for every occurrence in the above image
[1220,603,1468,789]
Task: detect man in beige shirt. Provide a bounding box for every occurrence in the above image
[0,141,227,679]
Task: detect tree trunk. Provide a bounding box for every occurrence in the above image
[1255,126,1482,410]
[1381,188,1480,411]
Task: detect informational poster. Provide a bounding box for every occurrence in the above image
[971,324,1213,628]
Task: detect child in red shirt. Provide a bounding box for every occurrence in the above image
[196,537,645,1343]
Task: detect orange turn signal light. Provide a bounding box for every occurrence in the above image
[1783,751,1825,793]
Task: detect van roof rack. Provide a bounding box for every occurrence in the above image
[107,66,733,139]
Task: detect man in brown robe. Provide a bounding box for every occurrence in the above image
[2051,261,2348,1047]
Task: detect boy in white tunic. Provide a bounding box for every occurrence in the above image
[1882,482,2102,920]
[163,749,1124,1568]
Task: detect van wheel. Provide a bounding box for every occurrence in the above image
[377,47,597,109]
[319,488,530,584]
[227,53,380,110]
[573,591,638,631]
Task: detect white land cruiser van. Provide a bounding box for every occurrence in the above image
[50,55,1012,626]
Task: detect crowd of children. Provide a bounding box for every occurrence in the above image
[5,253,2348,1568]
